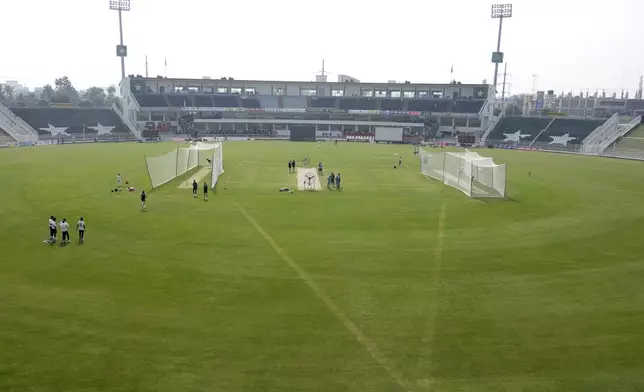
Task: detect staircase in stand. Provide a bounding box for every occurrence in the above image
[0,126,17,145]
[0,101,38,142]
[112,103,141,139]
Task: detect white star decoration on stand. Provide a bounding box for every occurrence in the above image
[476,90,484,98]
[503,130,531,143]
[88,123,115,136]
[549,133,577,146]
[133,83,144,92]
[39,124,69,137]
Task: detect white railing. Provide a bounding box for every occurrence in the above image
[528,117,557,147]
[580,113,619,154]
[0,102,38,142]
[600,115,642,150]
[112,102,141,139]
[480,112,502,145]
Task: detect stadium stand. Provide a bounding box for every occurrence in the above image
[240,97,261,108]
[10,108,134,141]
[133,94,168,107]
[612,124,644,150]
[167,95,190,107]
[213,95,239,107]
[310,98,337,108]
[452,100,485,113]
[282,96,307,109]
[408,100,449,112]
[0,127,16,145]
[195,95,215,107]
[485,117,552,145]
[259,96,279,108]
[532,118,604,146]
[381,99,404,111]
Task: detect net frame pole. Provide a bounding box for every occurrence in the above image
[504,162,508,198]
[470,160,474,197]
[175,147,179,177]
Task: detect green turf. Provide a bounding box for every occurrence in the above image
[1,141,644,392]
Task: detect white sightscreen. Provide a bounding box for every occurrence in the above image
[419,149,505,198]
[146,149,178,188]
[375,127,403,142]
[210,143,224,189]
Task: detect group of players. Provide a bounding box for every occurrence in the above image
[45,216,86,245]
[192,180,209,200]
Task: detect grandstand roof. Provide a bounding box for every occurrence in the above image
[128,77,488,88]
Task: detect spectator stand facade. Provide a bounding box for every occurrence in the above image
[119,77,493,143]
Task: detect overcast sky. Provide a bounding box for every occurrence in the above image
[2,0,643,95]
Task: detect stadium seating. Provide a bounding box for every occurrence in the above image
[10,108,132,139]
[195,95,215,107]
[167,95,191,107]
[452,100,484,113]
[259,96,279,109]
[282,96,306,109]
[626,100,644,111]
[613,125,644,149]
[381,99,404,111]
[339,99,359,110]
[532,118,604,145]
[486,117,552,144]
[240,97,261,108]
[310,98,337,108]
[0,127,16,145]
[133,94,168,107]
[213,95,239,107]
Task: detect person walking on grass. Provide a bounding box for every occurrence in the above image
[335,173,341,190]
[203,182,209,201]
[140,190,147,211]
[192,180,198,198]
[77,217,86,243]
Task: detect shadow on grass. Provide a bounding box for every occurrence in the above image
[476,196,520,204]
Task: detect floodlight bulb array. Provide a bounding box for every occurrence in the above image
[491,3,512,18]
[109,0,131,11]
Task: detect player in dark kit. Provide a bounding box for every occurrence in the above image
[192,180,198,197]
[203,182,209,201]
[288,160,292,173]
[140,190,147,210]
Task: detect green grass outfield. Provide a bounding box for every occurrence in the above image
[1,141,644,392]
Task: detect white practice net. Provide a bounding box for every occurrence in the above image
[145,143,221,189]
[146,149,179,188]
[210,143,224,188]
[420,149,506,198]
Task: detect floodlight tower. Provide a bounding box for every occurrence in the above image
[490,3,512,98]
[109,0,131,81]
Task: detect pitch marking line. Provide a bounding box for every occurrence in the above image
[418,202,447,386]
[235,203,410,391]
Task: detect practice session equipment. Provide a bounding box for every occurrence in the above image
[420,149,506,198]
[145,142,223,189]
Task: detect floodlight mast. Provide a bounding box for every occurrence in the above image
[109,0,131,81]
[491,3,512,99]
